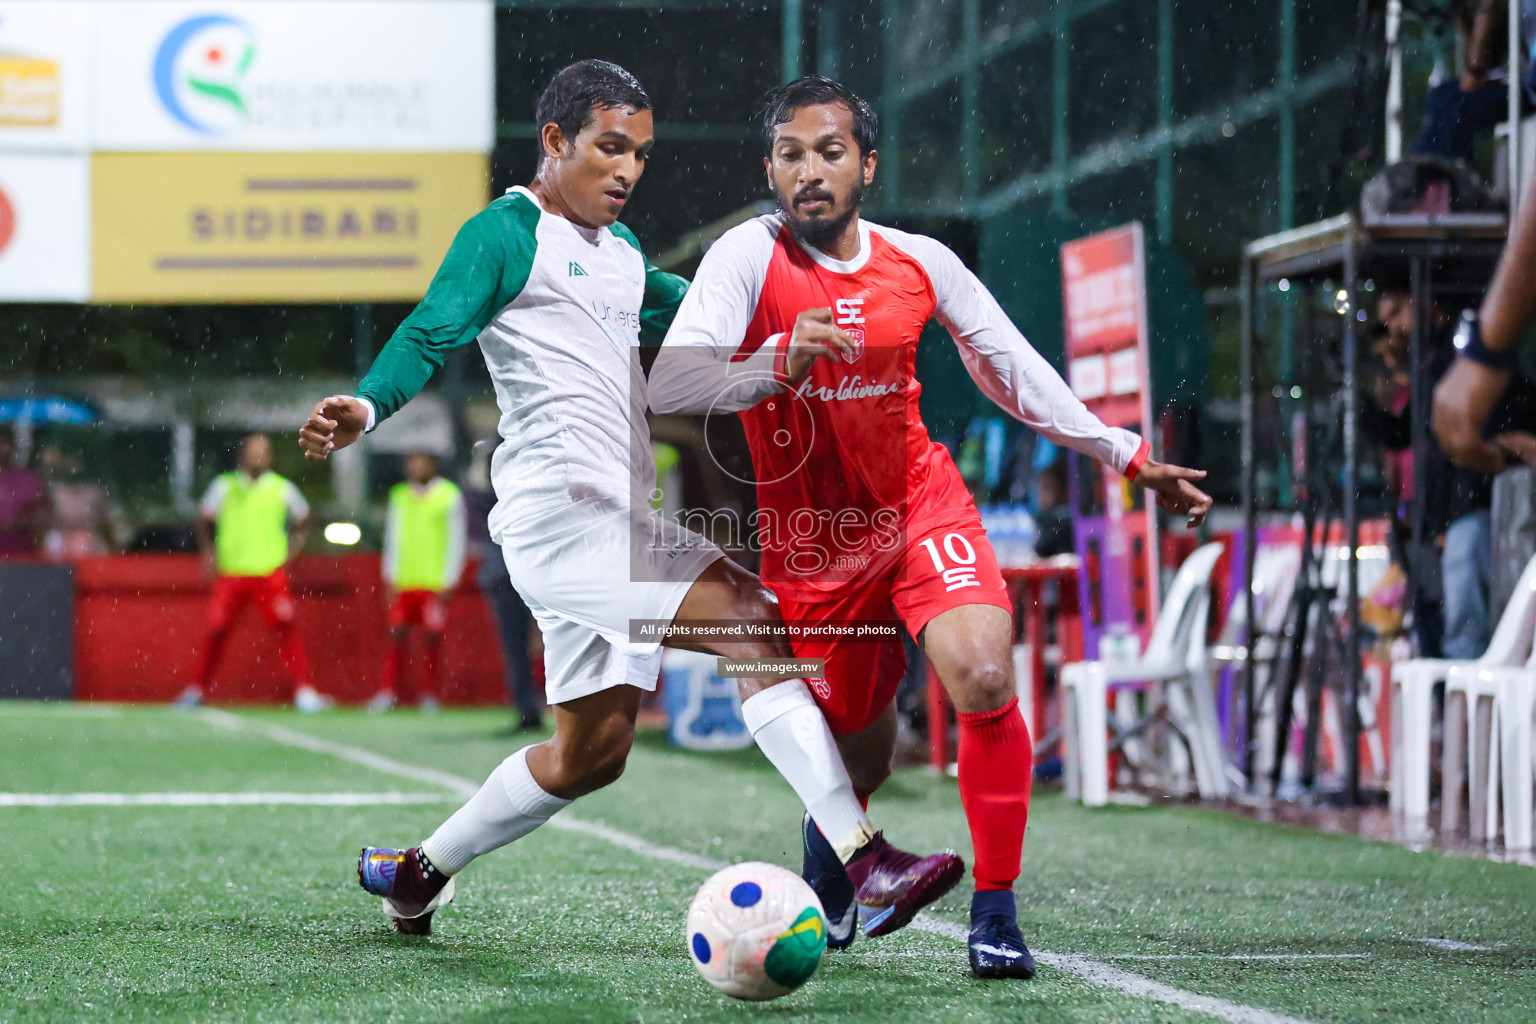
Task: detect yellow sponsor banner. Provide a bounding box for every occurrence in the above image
[0,54,61,127]
[91,151,487,303]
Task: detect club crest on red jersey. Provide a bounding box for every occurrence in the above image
[842,327,866,363]
[835,297,866,364]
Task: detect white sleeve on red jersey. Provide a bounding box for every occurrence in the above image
[872,224,1150,478]
[649,216,790,415]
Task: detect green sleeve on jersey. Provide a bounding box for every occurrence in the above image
[358,191,541,423]
[610,221,690,345]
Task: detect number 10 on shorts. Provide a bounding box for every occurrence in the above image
[919,533,982,592]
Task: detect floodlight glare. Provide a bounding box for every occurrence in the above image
[324,522,362,546]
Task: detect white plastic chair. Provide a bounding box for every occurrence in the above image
[1494,654,1536,850]
[1444,662,1509,841]
[1061,543,1226,807]
[1213,545,1301,777]
[1389,553,1536,829]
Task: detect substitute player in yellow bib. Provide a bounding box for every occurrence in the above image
[178,433,332,713]
[370,451,467,712]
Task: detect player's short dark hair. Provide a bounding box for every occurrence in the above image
[760,76,878,156]
[535,60,651,156]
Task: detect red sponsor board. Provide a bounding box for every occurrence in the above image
[0,186,14,255]
[1060,223,1159,657]
[69,553,531,705]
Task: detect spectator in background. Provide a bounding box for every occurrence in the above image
[464,440,544,732]
[0,425,46,555]
[177,433,331,712]
[39,446,128,559]
[1032,460,1074,559]
[1368,288,1536,658]
[1435,170,1536,619]
[1414,0,1534,163]
[369,452,466,713]
[1436,170,1536,463]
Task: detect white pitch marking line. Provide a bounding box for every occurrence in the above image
[1106,954,1371,961]
[0,703,121,717]
[0,792,455,807]
[197,709,720,869]
[907,916,1316,1024]
[197,708,477,797]
[552,815,725,871]
[200,710,1319,1024]
[1414,937,1496,952]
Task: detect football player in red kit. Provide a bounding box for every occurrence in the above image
[650,77,1211,978]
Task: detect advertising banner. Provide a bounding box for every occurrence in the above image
[0,1,492,302]
[91,151,487,303]
[92,1,494,153]
[1060,223,1158,659]
[0,153,90,300]
[0,1,94,153]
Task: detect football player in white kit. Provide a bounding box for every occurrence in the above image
[298,61,962,940]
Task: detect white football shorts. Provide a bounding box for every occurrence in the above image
[497,495,725,706]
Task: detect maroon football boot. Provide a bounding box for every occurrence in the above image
[357,846,454,935]
[844,833,965,937]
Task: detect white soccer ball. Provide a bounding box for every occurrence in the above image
[685,861,827,1001]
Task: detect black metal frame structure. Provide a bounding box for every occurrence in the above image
[1239,211,1507,802]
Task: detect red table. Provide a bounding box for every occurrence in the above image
[927,561,1082,771]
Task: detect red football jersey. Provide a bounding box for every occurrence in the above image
[651,215,1147,598]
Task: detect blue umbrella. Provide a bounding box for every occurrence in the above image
[0,397,100,425]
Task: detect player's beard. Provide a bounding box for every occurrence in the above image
[775,179,864,251]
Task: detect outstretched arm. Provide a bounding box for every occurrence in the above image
[300,205,525,460]
[920,236,1212,525]
[1133,460,1214,526]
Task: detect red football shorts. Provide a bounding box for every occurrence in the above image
[208,570,297,631]
[389,589,448,634]
[775,516,1010,735]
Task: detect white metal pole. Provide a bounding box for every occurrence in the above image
[172,418,195,515]
[1511,0,1523,210]
[1386,0,1404,163]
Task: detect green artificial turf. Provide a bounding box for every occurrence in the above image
[1,703,1533,1023]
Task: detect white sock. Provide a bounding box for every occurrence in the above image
[420,747,570,875]
[741,679,875,862]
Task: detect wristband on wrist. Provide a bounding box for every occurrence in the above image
[1124,439,1151,481]
[1453,310,1517,370]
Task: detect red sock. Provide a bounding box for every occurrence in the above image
[195,626,231,689]
[421,640,441,701]
[381,639,404,697]
[956,696,1033,891]
[275,622,314,690]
